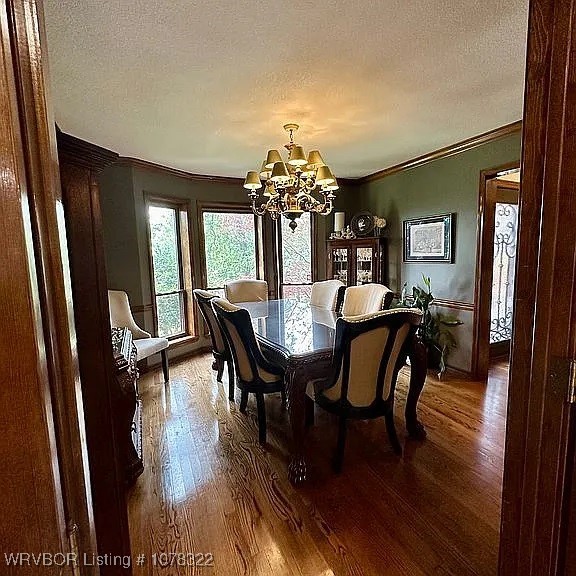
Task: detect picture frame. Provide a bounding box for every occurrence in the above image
[403,213,454,263]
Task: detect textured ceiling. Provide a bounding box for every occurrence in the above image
[44,0,529,178]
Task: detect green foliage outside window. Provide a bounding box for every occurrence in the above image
[281,213,312,285]
[149,205,184,337]
[281,213,312,300]
[203,212,257,289]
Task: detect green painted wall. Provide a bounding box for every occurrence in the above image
[351,132,522,371]
[99,164,142,303]
[356,132,521,299]
[99,135,519,370]
[99,163,333,357]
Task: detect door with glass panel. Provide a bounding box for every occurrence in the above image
[488,181,519,358]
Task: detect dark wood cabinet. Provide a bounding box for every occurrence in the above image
[327,237,388,287]
[112,327,143,485]
[57,130,133,566]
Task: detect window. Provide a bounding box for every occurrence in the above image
[147,201,193,339]
[201,208,261,296]
[278,213,314,300]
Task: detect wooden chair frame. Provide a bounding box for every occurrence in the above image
[213,300,285,444]
[193,289,235,400]
[308,309,422,471]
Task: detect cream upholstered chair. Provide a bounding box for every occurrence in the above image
[108,290,170,382]
[193,289,235,400]
[310,279,345,310]
[306,308,422,471]
[224,279,268,304]
[212,297,284,444]
[340,283,394,317]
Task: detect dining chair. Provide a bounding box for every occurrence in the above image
[224,279,268,304]
[340,283,394,316]
[310,279,345,310]
[108,289,170,382]
[212,297,285,444]
[193,289,235,400]
[306,307,423,472]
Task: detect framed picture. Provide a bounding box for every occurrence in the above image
[403,213,454,262]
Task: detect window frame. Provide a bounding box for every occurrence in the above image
[197,201,265,294]
[145,195,197,341]
[277,212,317,299]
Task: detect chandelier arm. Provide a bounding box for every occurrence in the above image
[312,202,333,215]
[307,191,334,215]
[305,178,317,192]
[251,198,269,216]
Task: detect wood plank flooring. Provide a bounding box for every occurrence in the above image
[128,355,508,576]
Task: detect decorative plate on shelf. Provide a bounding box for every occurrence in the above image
[350,211,374,236]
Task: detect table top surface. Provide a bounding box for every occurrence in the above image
[238,298,338,357]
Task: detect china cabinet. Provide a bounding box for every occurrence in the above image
[327,238,388,287]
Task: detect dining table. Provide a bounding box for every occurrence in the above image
[238,298,428,483]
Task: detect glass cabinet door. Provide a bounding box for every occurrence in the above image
[331,247,349,284]
[355,246,374,285]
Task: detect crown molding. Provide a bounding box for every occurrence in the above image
[359,120,522,184]
[63,120,522,183]
[121,156,363,190]
[337,177,362,187]
[56,129,119,172]
[118,157,245,185]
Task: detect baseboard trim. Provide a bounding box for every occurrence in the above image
[444,365,473,379]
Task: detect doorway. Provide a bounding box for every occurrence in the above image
[473,164,520,381]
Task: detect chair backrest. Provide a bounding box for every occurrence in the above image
[212,298,281,383]
[224,279,268,304]
[326,308,423,408]
[193,289,227,355]
[311,279,345,310]
[341,283,394,317]
[108,290,150,339]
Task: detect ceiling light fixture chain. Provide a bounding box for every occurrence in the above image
[243,123,339,231]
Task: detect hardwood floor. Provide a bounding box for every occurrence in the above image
[128,355,509,575]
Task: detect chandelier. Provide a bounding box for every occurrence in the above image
[243,123,338,231]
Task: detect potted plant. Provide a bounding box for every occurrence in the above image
[397,275,463,378]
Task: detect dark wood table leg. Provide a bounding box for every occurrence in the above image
[405,333,427,439]
[286,365,308,484]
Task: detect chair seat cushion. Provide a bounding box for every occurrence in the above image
[258,366,283,384]
[133,337,169,360]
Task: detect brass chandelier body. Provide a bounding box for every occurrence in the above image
[243,124,338,230]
